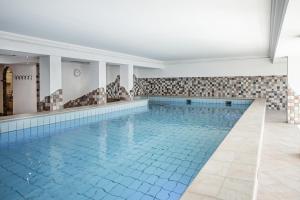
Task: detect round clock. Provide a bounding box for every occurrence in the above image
[73,68,81,77]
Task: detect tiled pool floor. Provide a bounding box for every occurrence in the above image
[0,102,249,200]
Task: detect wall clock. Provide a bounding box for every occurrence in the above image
[73,68,81,77]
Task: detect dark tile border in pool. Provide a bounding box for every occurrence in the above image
[146,96,253,105]
[180,99,266,200]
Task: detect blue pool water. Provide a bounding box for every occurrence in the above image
[0,101,250,200]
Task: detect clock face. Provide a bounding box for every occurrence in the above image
[73,68,81,77]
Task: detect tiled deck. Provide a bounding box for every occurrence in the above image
[181,99,266,200]
[257,110,300,200]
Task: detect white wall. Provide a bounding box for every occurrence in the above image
[288,56,300,95]
[135,58,287,78]
[88,61,106,90]
[106,65,120,84]
[62,62,89,103]
[11,64,37,114]
[84,62,98,92]
[49,55,62,94]
[62,61,107,103]
[120,64,133,91]
[0,55,38,114]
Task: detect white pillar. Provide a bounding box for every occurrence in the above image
[49,56,62,94]
[98,61,107,90]
[287,56,300,124]
[89,61,106,90]
[89,60,107,104]
[39,56,50,101]
[120,64,133,92]
[39,55,62,111]
[39,55,62,98]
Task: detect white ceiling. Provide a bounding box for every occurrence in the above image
[0,0,271,61]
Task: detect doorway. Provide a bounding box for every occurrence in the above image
[3,66,13,115]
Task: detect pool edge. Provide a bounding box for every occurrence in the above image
[180,98,266,200]
[0,100,149,133]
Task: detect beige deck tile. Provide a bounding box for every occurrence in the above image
[218,139,259,154]
[217,178,254,200]
[201,160,231,176]
[210,150,235,162]
[181,99,266,200]
[257,110,300,200]
[258,183,300,200]
[210,150,258,166]
[181,192,220,200]
[226,163,256,181]
[188,174,225,197]
[231,152,257,165]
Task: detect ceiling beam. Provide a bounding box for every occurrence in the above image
[269,0,289,62]
[0,31,164,69]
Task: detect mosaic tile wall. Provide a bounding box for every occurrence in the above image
[288,87,300,124]
[135,76,288,110]
[107,75,120,99]
[39,89,63,111]
[133,74,146,96]
[64,88,106,108]
[107,75,138,101]
[119,86,134,101]
[38,96,50,111]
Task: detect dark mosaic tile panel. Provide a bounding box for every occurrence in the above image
[133,75,146,96]
[107,75,137,101]
[50,89,63,111]
[64,87,106,109]
[135,76,288,110]
[106,75,120,99]
[39,89,63,111]
[119,86,134,101]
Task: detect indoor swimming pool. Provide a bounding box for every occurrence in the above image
[0,99,251,200]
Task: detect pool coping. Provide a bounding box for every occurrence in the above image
[0,100,147,122]
[0,100,148,133]
[180,98,266,200]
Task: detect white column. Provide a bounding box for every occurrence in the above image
[39,55,62,98]
[120,64,134,92]
[39,56,50,101]
[89,61,106,90]
[39,55,62,110]
[49,56,62,94]
[98,61,107,90]
[89,60,107,104]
